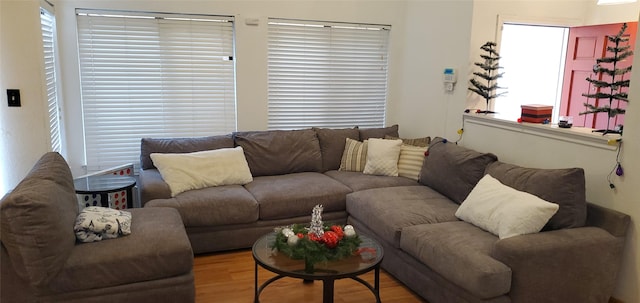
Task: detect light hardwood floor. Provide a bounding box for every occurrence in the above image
[194,249,428,303]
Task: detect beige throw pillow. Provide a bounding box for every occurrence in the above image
[339,138,368,172]
[363,138,402,176]
[398,144,428,180]
[151,147,253,197]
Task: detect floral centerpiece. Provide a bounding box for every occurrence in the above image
[271,205,362,273]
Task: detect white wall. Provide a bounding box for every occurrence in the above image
[0,0,52,195]
[585,0,640,24]
[466,1,640,302]
[391,0,474,140]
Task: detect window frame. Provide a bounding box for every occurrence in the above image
[75,9,237,172]
[474,15,625,148]
[267,18,391,130]
[495,22,569,122]
[40,1,62,153]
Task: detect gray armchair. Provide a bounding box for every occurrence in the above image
[1,152,194,303]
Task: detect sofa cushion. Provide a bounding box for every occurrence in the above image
[244,172,352,220]
[419,138,497,204]
[234,129,322,177]
[150,147,253,197]
[140,134,234,170]
[49,207,193,292]
[400,221,512,299]
[363,138,402,176]
[346,186,459,248]
[139,168,172,203]
[325,170,418,192]
[145,185,258,227]
[0,152,78,288]
[339,138,368,172]
[313,127,360,172]
[456,174,559,239]
[359,124,399,140]
[485,161,587,230]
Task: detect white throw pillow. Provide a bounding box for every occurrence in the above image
[397,144,427,180]
[363,138,402,176]
[455,174,559,239]
[151,147,253,197]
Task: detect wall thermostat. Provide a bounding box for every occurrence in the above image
[443,68,457,83]
[443,68,457,92]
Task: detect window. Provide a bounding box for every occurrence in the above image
[496,23,569,122]
[76,10,236,172]
[40,3,62,153]
[268,19,390,130]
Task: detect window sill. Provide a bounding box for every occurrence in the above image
[462,113,622,150]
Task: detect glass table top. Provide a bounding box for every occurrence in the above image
[74,174,136,194]
[252,232,383,279]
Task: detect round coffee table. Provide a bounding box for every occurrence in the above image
[252,232,383,303]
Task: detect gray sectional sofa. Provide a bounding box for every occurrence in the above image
[1,153,195,303]
[139,126,630,303]
[347,139,630,303]
[140,125,417,253]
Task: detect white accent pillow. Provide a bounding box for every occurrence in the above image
[397,144,427,180]
[455,174,559,239]
[363,138,402,176]
[151,147,253,197]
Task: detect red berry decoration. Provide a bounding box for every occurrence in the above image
[297,233,304,239]
[322,231,339,249]
[517,118,522,123]
[308,233,321,242]
[330,225,344,240]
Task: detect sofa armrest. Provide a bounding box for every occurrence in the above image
[586,202,630,238]
[139,168,171,205]
[491,227,624,303]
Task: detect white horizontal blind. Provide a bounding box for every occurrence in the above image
[268,19,390,130]
[77,10,236,172]
[41,5,61,153]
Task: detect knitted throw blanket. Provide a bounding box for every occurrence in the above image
[74,206,132,243]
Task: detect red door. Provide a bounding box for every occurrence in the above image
[559,22,637,129]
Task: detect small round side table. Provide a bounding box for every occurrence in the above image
[74,175,136,209]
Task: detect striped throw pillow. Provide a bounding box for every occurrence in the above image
[385,135,431,147]
[339,138,368,172]
[398,144,428,180]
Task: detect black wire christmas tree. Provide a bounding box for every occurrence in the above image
[581,23,633,135]
[469,41,506,114]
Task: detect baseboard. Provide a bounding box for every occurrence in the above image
[610,297,624,303]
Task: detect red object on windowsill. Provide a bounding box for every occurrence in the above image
[521,104,552,123]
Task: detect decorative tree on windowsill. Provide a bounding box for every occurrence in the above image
[581,23,633,135]
[469,41,507,114]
